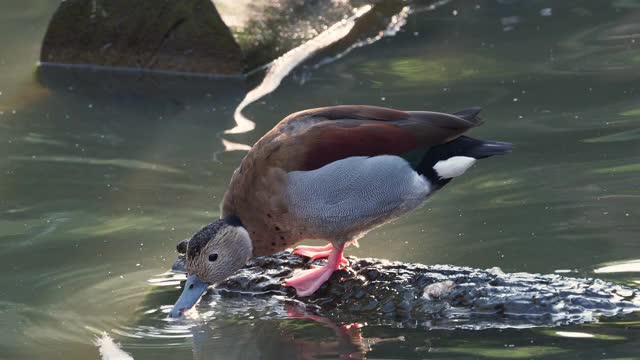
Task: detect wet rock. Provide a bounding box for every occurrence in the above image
[39,0,443,77]
[40,0,244,75]
[171,251,640,328]
[214,0,411,70]
[423,281,456,300]
[215,0,359,70]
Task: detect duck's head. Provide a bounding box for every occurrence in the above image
[169,216,252,317]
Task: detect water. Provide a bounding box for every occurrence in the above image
[1,0,640,359]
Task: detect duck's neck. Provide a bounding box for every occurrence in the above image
[223,215,243,227]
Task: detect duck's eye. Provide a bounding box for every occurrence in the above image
[208,253,219,262]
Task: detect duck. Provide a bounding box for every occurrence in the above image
[169,105,512,317]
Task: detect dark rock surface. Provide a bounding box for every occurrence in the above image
[220,0,406,71]
[39,0,422,76]
[171,251,640,328]
[40,0,244,75]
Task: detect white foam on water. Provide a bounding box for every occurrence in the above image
[95,332,134,360]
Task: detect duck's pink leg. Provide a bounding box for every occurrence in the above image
[292,243,349,267]
[285,243,346,297]
[292,243,332,257]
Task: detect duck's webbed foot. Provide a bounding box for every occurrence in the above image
[292,243,349,267]
[285,243,346,296]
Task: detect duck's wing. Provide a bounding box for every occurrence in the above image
[265,105,483,171]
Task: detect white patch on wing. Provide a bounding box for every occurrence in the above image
[433,156,476,179]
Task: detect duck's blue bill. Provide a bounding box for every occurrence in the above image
[168,274,210,318]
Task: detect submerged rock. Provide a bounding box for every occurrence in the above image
[171,251,640,328]
[40,0,244,75]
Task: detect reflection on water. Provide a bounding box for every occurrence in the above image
[595,259,640,274]
[225,5,373,140]
[225,2,415,150]
[9,155,183,173]
[1,0,640,359]
[222,0,419,154]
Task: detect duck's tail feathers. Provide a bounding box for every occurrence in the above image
[417,136,513,189]
[453,107,483,125]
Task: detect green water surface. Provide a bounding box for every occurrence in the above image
[1,0,639,359]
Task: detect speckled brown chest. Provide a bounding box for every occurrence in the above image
[220,135,314,256]
[221,167,309,256]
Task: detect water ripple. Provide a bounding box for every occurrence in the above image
[8,155,182,174]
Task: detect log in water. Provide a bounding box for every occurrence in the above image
[171,250,640,329]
